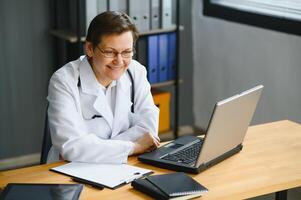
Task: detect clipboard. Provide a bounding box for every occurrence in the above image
[51,162,153,189]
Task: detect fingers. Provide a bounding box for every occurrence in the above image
[146,133,160,147]
[154,138,160,147]
[146,144,157,152]
[147,136,160,152]
[134,132,161,154]
[149,133,160,148]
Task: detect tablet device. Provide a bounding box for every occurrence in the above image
[0,183,83,200]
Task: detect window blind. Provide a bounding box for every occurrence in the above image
[211,0,301,21]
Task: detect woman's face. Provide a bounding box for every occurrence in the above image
[86,31,134,87]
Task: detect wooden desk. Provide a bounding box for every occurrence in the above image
[1,120,301,200]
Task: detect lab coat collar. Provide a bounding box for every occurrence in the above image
[78,57,133,132]
[117,68,132,96]
[79,56,114,129]
[79,56,101,95]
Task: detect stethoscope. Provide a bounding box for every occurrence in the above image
[77,69,135,118]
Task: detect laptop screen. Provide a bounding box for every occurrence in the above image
[196,85,263,166]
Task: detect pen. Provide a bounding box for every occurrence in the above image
[122,171,154,184]
[123,173,143,184]
[72,177,104,190]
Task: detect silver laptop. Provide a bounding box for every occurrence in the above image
[138,85,264,173]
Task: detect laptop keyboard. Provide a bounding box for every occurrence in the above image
[161,139,203,165]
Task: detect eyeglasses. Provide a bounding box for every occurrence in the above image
[96,46,135,58]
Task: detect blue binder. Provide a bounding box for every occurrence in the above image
[158,34,168,82]
[147,35,159,84]
[168,32,176,80]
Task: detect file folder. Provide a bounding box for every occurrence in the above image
[85,0,98,32]
[128,0,140,30]
[108,0,127,13]
[167,32,176,80]
[129,0,150,32]
[97,0,108,14]
[137,37,147,67]
[152,90,170,133]
[158,34,168,82]
[147,35,159,84]
[161,0,173,29]
[140,0,151,32]
[150,0,160,30]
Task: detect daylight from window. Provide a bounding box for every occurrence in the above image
[211,0,301,21]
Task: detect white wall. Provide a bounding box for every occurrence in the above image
[192,0,301,129]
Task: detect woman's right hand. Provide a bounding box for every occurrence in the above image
[132,132,160,155]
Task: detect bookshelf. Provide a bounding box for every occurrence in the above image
[50,0,181,138]
[50,27,177,43]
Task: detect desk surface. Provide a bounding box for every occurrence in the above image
[1,120,301,200]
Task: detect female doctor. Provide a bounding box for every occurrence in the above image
[47,11,160,164]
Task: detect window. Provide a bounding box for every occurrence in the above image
[204,0,301,36]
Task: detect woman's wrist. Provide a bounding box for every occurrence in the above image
[129,141,137,155]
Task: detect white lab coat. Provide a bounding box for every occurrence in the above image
[47,56,159,164]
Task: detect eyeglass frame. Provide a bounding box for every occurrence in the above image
[96,46,135,58]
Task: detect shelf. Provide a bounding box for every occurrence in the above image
[50,30,86,43]
[151,79,182,88]
[50,26,177,43]
[139,26,177,36]
[158,130,174,142]
[158,125,201,142]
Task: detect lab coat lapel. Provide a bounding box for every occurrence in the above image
[93,95,114,129]
[79,57,114,129]
[111,73,132,137]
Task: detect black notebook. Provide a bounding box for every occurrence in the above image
[132,172,208,200]
[0,183,83,200]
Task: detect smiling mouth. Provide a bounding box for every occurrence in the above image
[107,65,123,70]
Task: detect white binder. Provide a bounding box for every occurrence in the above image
[108,0,127,13]
[161,0,173,29]
[151,0,160,30]
[97,0,108,14]
[129,0,150,32]
[140,0,151,32]
[86,0,98,31]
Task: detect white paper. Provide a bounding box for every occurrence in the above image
[51,162,152,189]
